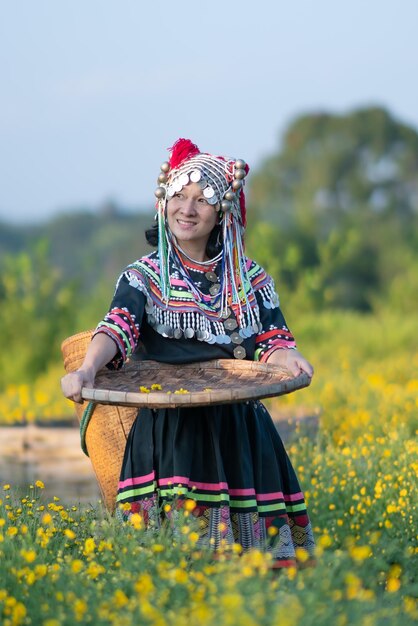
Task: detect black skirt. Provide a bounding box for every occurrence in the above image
[117,399,315,567]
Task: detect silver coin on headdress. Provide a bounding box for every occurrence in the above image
[173,179,182,192]
[173,328,183,339]
[203,186,215,198]
[207,195,218,205]
[167,185,175,197]
[190,169,201,182]
[179,173,189,186]
[184,327,195,339]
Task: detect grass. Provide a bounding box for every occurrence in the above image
[1,310,417,624]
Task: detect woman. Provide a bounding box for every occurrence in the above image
[61,138,315,567]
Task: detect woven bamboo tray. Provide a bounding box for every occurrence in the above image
[81,359,310,408]
[61,329,310,512]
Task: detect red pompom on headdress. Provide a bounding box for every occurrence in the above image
[168,138,200,170]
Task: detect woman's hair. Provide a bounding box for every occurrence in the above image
[145,222,222,259]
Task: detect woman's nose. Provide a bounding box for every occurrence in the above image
[180,199,197,215]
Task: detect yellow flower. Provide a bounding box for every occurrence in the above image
[139,386,150,393]
[130,513,143,530]
[73,599,87,621]
[20,549,37,563]
[71,560,84,574]
[35,480,45,489]
[42,513,53,525]
[86,562,105,579]
[184,499,196,512]
[3,484,10,491]
[151,384,162,390]
[34,564,48,578]
[7,526,18,536]
[135,573,155,595]
[83,537,96,555]
[350,545,372,562]
[295,547,310,563]
[113,589,129,608]
[318,534,332,548]
[64,529,76,540]
[152,544,164,553]
[172,568,188,584]
[387,578,401,593]
[220,593,242,609]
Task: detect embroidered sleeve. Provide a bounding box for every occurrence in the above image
[93,268,147,370]
[252,272,296,363]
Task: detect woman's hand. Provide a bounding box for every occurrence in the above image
[266,349,314,379]
[61,333,118,403]
[61,368,95,404]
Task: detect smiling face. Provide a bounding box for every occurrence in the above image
[166,182,219,261]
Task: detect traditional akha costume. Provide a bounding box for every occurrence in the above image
[94,139,315,567]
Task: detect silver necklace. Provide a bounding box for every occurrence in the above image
[175,242,223,266]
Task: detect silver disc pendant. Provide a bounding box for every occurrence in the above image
[184,327,195,339]
[190,169,201,182]
[233,346,246,359]
[230,332,243,345]
[224,318,238,331]
[205,271,218,283]
[173,328,183,339]
[209,284,221,296]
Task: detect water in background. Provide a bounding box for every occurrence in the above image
[0,425,101,505]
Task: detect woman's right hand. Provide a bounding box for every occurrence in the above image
[61,369,95,404]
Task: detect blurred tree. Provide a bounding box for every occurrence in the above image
[246,106,418,310]
[0,240,77,386]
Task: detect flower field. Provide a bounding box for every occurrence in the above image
[1,311,417,625]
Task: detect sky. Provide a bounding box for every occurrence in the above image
[1,0,417,224]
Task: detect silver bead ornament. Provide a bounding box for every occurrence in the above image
[232,179,243,191]
[221,200,232,212]
[155,186,166,199]
[158,173,168,183]
[234,168,246,180]
[224,190,235,201]
[160,162,170,173]
[235,159,246,170]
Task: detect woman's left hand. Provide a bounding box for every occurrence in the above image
[266,349,314,379]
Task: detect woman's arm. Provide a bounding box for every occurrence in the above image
[61,333,118,403]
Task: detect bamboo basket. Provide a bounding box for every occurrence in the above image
[61,330,137,511]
